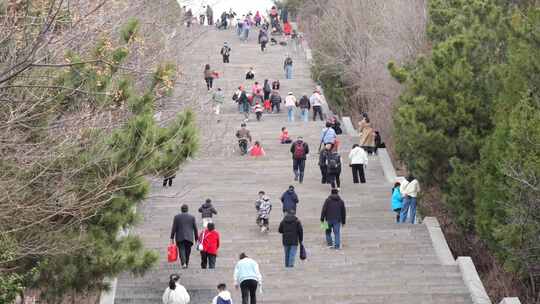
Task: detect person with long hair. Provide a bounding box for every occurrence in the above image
[162,274,190,304]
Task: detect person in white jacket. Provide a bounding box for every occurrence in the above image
[234,253,262,304]
[212,283,233,304]
[162,274,190,304]
[399,174,421,224]
[348,144,368,184]
[284,92,297,122]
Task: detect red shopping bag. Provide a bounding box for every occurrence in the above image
[167,243,177,262]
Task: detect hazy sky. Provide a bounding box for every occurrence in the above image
[177,0,276,15]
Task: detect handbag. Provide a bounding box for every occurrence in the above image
[196,231,206,251]
[167,243,178,262]
[299,244,307,260]
[320,221,329,230]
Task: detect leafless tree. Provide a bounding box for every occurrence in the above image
[297,0,427,150]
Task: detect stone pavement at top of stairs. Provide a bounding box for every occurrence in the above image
[114,26,473,304]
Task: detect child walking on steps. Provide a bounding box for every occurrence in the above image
[254,102,264,121]
[255,191,272,232]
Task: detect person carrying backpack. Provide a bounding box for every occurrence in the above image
[220,42,231,63]
[290,136,309,183]
[318,144,332,184]
[326,149,342,189]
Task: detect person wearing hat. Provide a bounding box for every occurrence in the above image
[162,273,190,304]
[284,92,297,122]
[280,185,299,214]
[278,209,304,267]
[283,54,293,79]
[310,89,325,121]
[220,42,231,63]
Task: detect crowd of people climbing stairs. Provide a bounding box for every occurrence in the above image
[162,5,422,304]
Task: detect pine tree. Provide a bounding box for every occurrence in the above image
[1,17,199,302]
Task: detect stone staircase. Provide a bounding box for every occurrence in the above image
[113,26,474,304]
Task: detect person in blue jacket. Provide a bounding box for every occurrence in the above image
[391,182,403,223]
[280,185,299,214]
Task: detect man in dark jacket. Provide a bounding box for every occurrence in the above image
[278,210,303,267]
[270,90,282,113]
[290,136,309,183]
[318,144,332,184]
[298,95,310,122]
[320,189,346,249]
[326,149,342,189]
[280,185,299,214]
[170,204,198,268]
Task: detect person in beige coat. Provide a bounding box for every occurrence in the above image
[358,116,375,154]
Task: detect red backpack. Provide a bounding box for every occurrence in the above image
[293,142,305,159]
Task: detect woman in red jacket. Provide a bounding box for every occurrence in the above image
[199,222,220,269]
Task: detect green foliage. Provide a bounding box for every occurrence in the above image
[475,8,540,276]
[0,235,25,303]
[311,54,347,113]
[1,18,199,300]
[391,0,540,281]
[120,18,140,44]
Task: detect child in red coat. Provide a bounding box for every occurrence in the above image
[249,141,266,157]
[199,222,220,269]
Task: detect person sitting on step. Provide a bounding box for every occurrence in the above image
[280,127,292,144]
[249,141,265,157]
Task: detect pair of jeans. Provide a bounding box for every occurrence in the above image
[200,251,216,269]
[327,172,341,188]
[293,159,305,182]
[222,55,229,63]
[400,196,417,223]
[325,221,341,248]
[241,102,250,114]
[313,106,323,121]
[283,245,298,267]
[287,106,295,122]
[301,108,309,122]
[242,28,249,41]
[272,102,280,113]
[284,65,293,79]
[176,240,193,266]
[351,164,366,183]
[240,279,258,304]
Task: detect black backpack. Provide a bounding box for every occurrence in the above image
[326,153,339,170]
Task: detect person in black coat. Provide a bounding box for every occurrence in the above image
[320,189,346,249]
[325,150,342,189]
[170,204,198,268]
[318,144,332,184]
[278,210,303,267]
